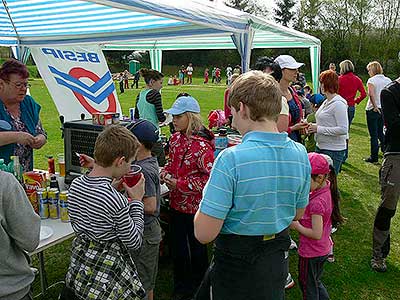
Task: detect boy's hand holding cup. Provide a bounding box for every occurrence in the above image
[123,165,145,201]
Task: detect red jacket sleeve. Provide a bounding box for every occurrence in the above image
[355,77,367,104]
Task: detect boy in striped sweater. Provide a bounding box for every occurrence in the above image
[63,125,146,300]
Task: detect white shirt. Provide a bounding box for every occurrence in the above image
[186,66,193,75]
[366,74,392,110]
[315,95,348,151]
[280,97,289,116]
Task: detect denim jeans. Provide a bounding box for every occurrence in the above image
[366,110,384,160]
[316,147,346,174]
[344,106,356,161]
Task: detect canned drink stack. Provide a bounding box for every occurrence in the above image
[59,191,70,222]
[37,188,49,219]
[48,188,59,219]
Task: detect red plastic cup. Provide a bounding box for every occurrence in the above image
[123,165,142,187]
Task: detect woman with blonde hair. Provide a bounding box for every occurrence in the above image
[338,60,366,162]
[161,95,215,300]
[364,61,391,163]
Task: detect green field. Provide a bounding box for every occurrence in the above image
[28,77,400,299]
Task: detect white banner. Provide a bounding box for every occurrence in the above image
[31,45,121,122]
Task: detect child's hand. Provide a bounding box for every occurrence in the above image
[78,153,95,168]
[164,176,177,190]
[290,221,300,230]
[124,174,145,201]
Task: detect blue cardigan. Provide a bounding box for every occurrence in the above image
[0,95,41,170]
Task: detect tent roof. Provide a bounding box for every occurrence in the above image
[0,0,247,46]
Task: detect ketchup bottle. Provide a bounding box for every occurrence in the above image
[48,155,55,174]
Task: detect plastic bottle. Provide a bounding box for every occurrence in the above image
[48,155,55,174]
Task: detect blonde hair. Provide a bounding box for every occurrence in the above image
[185,112,203,136]
[367,61,383,76]
[94,125,139,167]
[339,60,354,75]
[228,71,282,122]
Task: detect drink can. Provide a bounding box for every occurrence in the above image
[37,188,49,219]
[59,191,70,222]
[129,108,135,121]
[48,188,59,219]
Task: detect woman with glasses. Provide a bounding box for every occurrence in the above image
[0,59,47,172]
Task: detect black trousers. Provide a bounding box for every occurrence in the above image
[170,209,208,297]
[196,231,290,300]
[298,255,329,300]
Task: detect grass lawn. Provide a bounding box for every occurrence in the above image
[28,77,400,299]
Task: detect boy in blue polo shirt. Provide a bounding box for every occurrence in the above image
[194,71,311,300]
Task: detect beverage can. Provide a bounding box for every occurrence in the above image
[37,188,48,219]
[48,188,59,219]
[59,191,69,222]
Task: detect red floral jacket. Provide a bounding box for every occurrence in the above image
[164,128,215,214]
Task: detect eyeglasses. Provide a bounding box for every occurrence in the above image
[5,80,31,89]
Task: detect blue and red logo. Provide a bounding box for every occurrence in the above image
[49,65,116,114]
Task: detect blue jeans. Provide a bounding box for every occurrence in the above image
[316,147,346,174]
[366,110,384,160]
[344,106,356,161]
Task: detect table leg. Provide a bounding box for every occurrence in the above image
[37,252,48,295]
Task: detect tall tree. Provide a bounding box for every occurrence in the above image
[274,0,296,27]
[225,0,269,16]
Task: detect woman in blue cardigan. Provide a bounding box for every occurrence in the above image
[0,59,47,172]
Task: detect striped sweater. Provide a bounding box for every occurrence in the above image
[68,176,144,250]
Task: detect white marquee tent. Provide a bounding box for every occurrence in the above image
[0,0,321,89]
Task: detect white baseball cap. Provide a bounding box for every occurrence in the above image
[274,55,304,69]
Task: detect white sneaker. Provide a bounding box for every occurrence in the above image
[285,273,295,289]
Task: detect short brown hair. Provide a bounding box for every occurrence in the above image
[228,71,282,122]
[367,61,383,76]
[0,59,29,81]
[94,125,139,167]
[319,70,339,94]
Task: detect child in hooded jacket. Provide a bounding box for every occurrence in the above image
[160,95,214,300]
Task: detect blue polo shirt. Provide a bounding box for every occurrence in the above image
[199,131,310,235]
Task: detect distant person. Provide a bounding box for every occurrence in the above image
[304,85,312,100]
[233,65,241,75]
[132,70,140,89]
[308,70,348,174]
[204,68,209,84]
[329,63,339,75]
[63,125,146,300]
[134,68,166,166]
[186,63,193,84]
[291,152,344,300]
[338,60,366,162]
[179,65,186,85]
[124,70,130,89]
[226,65,232,85]
[173,75,179,86]
[118,72,124,93]
[211,67,216,83]
[194,71,310,300]
[215,68,221,83]
[0,171,40,300]
[168,76,174,85]
[364,61,391,163]
[371,76,400,273]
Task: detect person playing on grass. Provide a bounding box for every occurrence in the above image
[134,68,166,166]
[62,125,146,300]
[126,119,162,300]
[371,76,400,272]
[160,95,215,300]
[194,71,310,300]
[291,152,344,300]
